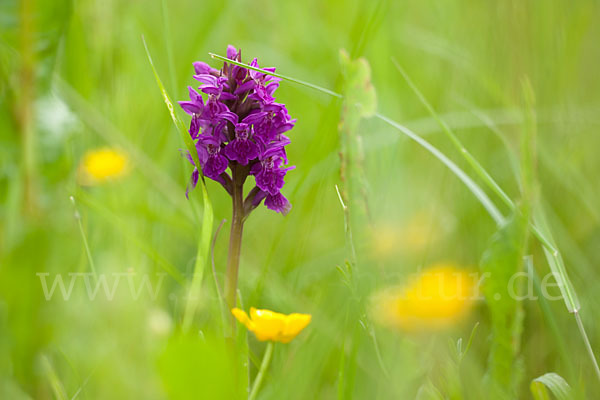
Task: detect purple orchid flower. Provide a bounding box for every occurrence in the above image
[178,45,296,215]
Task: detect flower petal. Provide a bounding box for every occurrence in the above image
[193,61,215,75]
[250,308,286,341]
[194,74,218,85]
[226,45,238,60]
[231,308,253,331]
[178,101,201,115]
[280,313,311,343]
[234,80,256,94]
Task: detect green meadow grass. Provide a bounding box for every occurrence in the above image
[2,0,600,398]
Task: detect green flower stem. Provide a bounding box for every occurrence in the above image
[248,342,274,400]
[225,166,245,334]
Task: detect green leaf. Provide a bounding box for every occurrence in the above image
[530,373,571,400]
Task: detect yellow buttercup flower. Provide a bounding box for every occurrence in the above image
[372,264,476,332]
[231,307,311,343]
[78,148,129,185]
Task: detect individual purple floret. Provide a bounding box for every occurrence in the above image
[264,192,292,215]
[178,45,296,215]
[197,135,228,179]
[251,153,294,196]
[223,123,260,166]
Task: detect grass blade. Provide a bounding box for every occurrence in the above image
[574,310,600,382]
[41,355,68,400]
[182,180,214,332]
[142,36,214,330]
[391,57,514,210]
[70,196,97,278]
[374,112,505,224]
[208,53,342,99]
[142,35,202,170]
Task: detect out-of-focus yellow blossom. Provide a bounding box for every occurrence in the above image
[371,264,476,332]
[370,224,402,259]
[370,211,452,260]
[231,307,311,343]
[78,148,129,185]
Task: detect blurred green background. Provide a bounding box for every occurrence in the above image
[2,0,600,398]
